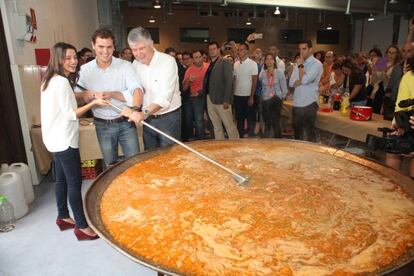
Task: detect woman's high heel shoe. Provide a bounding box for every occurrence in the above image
[56,218,75,231]
[74,227,99,241]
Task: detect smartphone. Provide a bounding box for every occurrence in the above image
[252,33,263,40]
[373,57,387,71]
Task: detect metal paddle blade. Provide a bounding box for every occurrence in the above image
[234,175,250,186]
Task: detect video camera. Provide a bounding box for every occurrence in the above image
[365,98,414,154]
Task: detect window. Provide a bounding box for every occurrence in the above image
[180,28,210,43]
[228,28,255,43]
[317,30,340,45]
[278,29,303,44]
[126,27,160,44]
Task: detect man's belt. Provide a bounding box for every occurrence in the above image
[93,116,127,124]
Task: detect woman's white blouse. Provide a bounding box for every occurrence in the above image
[41,75,78,153]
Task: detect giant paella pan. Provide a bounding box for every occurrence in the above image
[84,140,414,275]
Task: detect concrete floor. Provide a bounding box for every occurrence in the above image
[0,174,155,276]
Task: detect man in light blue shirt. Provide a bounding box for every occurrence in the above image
[289,40,322,142]
[76,28,143,166]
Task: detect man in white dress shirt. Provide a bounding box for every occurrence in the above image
[75,28,143,166]
[125,27,182,150]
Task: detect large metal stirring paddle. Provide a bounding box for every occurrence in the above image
[108,102,250,185]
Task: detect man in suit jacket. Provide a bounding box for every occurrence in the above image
[203,42,239,140]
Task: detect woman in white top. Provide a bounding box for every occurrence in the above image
[41,42,107,240]
[258,53,288,138]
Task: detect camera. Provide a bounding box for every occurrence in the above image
[224,43,232,50]
[365,99,414,154]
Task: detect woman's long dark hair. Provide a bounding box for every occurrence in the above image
[41,42,78,91]
[263,53,277,70]
[341,58,361,75]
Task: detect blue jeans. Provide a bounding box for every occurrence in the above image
[53,147,87,229]
[94,119,139,166]
[144,108,181,150]
[182,96,205,141]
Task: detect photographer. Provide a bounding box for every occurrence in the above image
[385,55,414,178]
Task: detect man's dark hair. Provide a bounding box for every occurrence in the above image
[239,42,249,50]
[92,28,115,44]
[164,47,176,55]
[191,50,201,58]
[182,51,191,58]
[208,41,220,49]
[78,47,91,58]
[368,47,383,58]
[298,40,313,48]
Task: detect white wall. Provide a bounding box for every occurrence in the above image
[353,15,412,54]
[352,15,394,53]
[398,17,409,46]
[1,0,99,183]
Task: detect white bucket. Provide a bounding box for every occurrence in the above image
[5,163,35,204]
[0,172,28,219]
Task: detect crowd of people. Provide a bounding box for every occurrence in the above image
[40,23,414,241]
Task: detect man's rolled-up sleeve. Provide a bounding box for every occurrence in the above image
[121,63,143,106]
[300,62,322,85]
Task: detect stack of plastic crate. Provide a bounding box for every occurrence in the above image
[81,159,102,180]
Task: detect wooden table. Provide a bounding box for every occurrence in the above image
[283,101,391,143]
[30,119,143,175]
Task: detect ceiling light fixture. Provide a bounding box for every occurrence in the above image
[220,0,228,7]
[246,18,252,25]
[153,0,161,9]
[326,24,332,30]
[274,6,281,15]
[368,13,375,21]
[149,16,156,23]
[389,0,398,4]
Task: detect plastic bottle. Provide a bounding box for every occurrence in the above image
[7,163,35,204]
[340,92,350,115]
[0,172,28,219]
[0,195,15,232]
[0,164,8,174]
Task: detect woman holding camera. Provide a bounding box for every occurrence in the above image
[385,56,414,178]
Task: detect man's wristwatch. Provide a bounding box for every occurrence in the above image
[298,64,304,69]
[143,109,150,120]
[130,105,142,112]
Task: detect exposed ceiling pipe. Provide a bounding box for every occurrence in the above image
[207,4,213,16]
[167,2,174,15]
[383,0,388,16]
[345,0,351,15]
[253,6,257,18]
[285,8,289,21]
